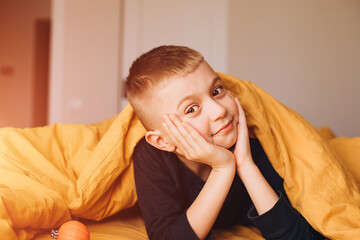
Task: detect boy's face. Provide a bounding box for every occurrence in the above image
[152,61,239,149]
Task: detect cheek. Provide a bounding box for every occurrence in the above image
[224,96,239,119]
[184,118,212,141]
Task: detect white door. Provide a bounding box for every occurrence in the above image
[120,0,229,108]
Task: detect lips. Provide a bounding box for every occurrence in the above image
[212,119,233,136]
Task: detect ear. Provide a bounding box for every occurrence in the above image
[145,130,176,152]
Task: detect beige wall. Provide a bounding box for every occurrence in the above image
[48,0,360,136]
[49,0,122,124]
[49,0,227,124]
[0,0,50,128]
[228,0,360,137]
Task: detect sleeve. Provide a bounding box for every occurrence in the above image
[133,140,200,240]
[247,193,325,240]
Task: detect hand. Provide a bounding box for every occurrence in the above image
[232,97,254,170]
[230,97,279,216]
[162,114,235,169]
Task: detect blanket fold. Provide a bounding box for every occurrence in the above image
[0,74,359,239]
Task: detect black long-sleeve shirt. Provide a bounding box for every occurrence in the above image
[133,138,325,240]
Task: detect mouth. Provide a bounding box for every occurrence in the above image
[212,119,234,136]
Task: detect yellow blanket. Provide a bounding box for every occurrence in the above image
[0,74,359,239]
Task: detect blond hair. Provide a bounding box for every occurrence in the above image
[125,45,204,130]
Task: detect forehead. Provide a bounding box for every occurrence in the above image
[152,61,219,112]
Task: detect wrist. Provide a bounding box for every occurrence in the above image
[208,146,236,168]
[212,158,236,174]
[236,158,257,177]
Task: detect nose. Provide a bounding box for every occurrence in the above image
[208,99,226,122]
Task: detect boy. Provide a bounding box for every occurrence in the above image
[126,45,324,240]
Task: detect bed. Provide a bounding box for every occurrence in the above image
[1,73,359,239]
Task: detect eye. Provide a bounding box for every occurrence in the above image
[185,105,199,114]
[212,86,224,97]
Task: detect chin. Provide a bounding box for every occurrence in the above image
[214,133,237,149]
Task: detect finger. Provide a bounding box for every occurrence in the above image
[181,121,209,146]
[183,122,216,160]
[162,114,186,148]
[233,99,251,162]
[168,114,193,141]
[181,121,212,152]
[162,114,195,156]
[167,114,212,160]
[235,97,244,117]
[235,98,246,125]
[168,114,204,154]
[163,123,189,157]
[234,98,249,138]
[162,114,185,143]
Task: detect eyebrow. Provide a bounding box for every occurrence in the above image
[176,76,222,111]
